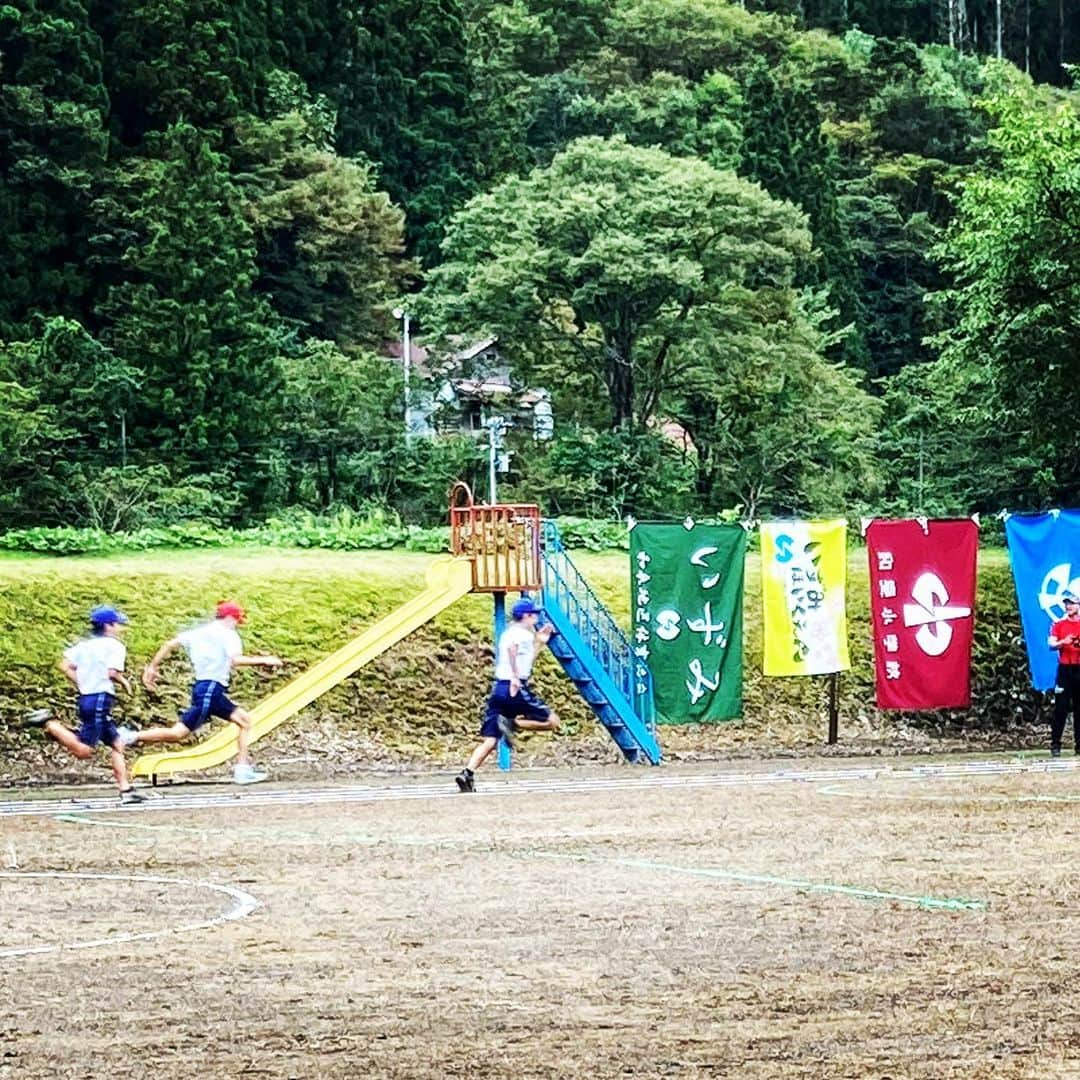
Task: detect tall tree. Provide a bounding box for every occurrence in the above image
[606,0,792,82]
[0,0,108,336]
[277,341,403,509]
[0,318,121,525]
[932,69,1080,503]
[88,0,271,145]
[233,84,412,350]
[669,291,879,515]
[834,38,988,378]
[422,135,816,433]
[740,60,868,368]
[95,122,284,508]
[528,68,744,171]
[336,0,475,265]
[875,355,1056,515]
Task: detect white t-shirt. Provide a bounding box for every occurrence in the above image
[495,623,537,680]
[177,620,243,685]
[64,636,126,696]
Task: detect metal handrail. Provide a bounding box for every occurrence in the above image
[540,520,656,733]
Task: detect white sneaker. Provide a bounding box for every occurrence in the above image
[21,708,53,728]
[233,764,268,785]
[116,726,139,748]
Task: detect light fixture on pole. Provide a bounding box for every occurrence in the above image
[392,306,411,442]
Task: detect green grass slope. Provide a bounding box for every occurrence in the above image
[0,547,1046,776]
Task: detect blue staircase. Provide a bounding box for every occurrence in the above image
[539,521,661,765]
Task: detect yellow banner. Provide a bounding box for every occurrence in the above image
[761,520,850,676]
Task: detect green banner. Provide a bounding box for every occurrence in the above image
[630,522,745,723]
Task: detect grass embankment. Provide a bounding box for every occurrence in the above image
[0,547,1043,778]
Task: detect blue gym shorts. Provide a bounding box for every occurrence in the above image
[181,680,239,732]
[481,679,551,738]
[76,693,121,748]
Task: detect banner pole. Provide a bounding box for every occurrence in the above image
[827,672,840,745]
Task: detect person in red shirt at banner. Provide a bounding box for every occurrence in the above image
[1049,593,1080,757]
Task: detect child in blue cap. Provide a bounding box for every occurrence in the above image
[455,597,560,792]
[22,605,144,803]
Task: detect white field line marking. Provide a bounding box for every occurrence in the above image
[0,870,260,959]
[0,757,1075,819]
[527,851,986,912]
[818,782,1080,804]
[57,815,987,914]
[57,814,628,848]
[0,768,884,815]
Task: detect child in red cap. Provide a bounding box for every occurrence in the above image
[131,601,283,784]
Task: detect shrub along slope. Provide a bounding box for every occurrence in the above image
[0,547,1046,778]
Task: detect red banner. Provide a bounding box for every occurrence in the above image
[865,519,978,710]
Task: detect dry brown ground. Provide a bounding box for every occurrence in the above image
[3,759,1080,1079]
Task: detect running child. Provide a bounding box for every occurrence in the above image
[133,601,283,785]
[22,605,143,803]
[455,597,560,792]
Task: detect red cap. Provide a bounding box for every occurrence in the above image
[216,600,246,624]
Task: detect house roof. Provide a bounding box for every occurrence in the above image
[384,339,432,375]
[451,336,499,362]
[383,335,501,378]
[452,376,514,398]
[384,334,550,410]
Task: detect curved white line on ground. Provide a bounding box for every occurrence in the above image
[55,813,987,913]
[0,870,260,959]
[0,757,1075,819]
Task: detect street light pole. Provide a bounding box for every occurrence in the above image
[392,307,411,442]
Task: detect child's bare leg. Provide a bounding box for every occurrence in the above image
[515,710,560,732]
[43,720,93,760]
[229,708,254,766]
[109,744,131,792]
[132,722,191,745]
[466,736,498,772]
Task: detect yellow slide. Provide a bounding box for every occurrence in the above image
[132,556,474,780]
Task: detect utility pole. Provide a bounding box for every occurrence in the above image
[393,307,411,443]
[486,415,507,503]
[917,430,926,516]
[1025,0,1031,73]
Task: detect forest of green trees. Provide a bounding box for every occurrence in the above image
[1,0,1078,532]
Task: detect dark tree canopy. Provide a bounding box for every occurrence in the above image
[0,0,1077,528]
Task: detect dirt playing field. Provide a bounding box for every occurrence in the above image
[3,756,1080,1079]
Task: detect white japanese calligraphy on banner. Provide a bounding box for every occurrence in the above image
[629,523,745,723]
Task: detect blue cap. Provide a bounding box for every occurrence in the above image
[89,605,129,626]
[512,598,540,619]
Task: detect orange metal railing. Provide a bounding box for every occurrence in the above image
[449,482,541,592]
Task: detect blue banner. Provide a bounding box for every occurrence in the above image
[1004,510,1080,690]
